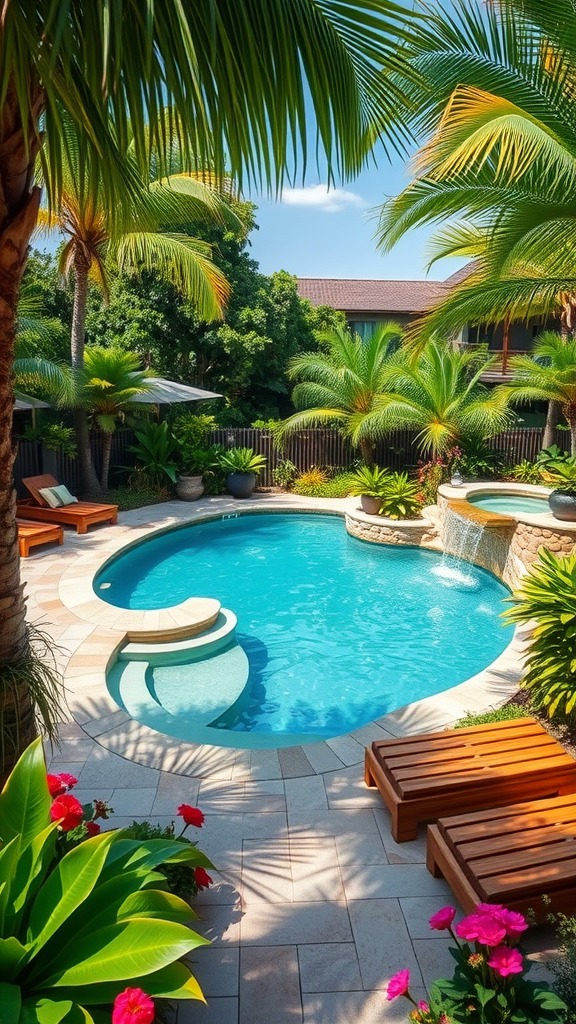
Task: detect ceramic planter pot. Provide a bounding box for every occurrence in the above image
[175,474,204,501]
[360,494,382,515]
[549,489,576,521]
[226,471,256,499]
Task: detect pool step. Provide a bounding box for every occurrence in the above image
[112,640,250,732]
[119,608,237,665]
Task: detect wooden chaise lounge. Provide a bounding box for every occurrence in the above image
[17,474,118,534]
[17,519,64,557]
[427,794,576,922]
[365,718,576,843]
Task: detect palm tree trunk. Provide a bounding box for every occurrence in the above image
[360,437,374,466]
[71,255,103,499]
[570,419,576,458]
[100,432,113,493]
[0,83,44,774]
[542,400,561,450]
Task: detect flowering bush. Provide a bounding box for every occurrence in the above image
[387,904,566,1024]
[0,739,215,1022]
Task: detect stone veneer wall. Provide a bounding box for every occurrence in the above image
[511,521,576,567]
[345,511,440,549]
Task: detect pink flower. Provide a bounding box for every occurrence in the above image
[112,987,155,1024]
[50,794,84,831]
[456,913,506,946]
[498,909,528,940]
[429,906,456,931]
[386,969,410,1001]
[487,946,524,977]
[195,867,213,890]
[177,804,205,828]
[418,1002,430,1013]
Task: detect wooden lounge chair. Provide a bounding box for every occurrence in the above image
[17,519,64,557]
[365,717,576,843]
[427,794,576,922]
[17,474,118,535]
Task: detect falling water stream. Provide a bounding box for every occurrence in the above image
[431,506,485,588]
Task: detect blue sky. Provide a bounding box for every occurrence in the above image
[246,152,466,283]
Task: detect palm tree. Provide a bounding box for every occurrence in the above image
[371,340,513,456]
[37,129,237,497]
[78,348,155,492]
[375,0,576,337]
[279,323,404,464]
[0,1,414,770]
[503,333,576,454]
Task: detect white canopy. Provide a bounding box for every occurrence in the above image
[131,377,222,404]
[14,392,51,411]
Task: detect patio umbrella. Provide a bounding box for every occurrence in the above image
[130,377,222,404]
[13,392,51,412]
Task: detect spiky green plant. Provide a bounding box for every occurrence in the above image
[504,548,576,720]
[348,464,390,498]
[218,448,267,475]
[379,471,422,519]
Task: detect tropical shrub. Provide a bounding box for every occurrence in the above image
[22,420,77,459]
[348,464,390,498]
[272,458,298,489]
[126,420,180,487]
[218,447,267,474]
[172,414,218,476]
[379,472,422,520]
[121,820,212,904]
[504,549,576,720]
[387,902,565,1024]
[417,457,448,506]
[547,910,576,1024]
[0,739,214,1020]
[542,457,576,494]
[508,460,543,485]
[319,472,357,497]
[291,469,356,498]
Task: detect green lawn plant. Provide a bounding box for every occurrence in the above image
[0,739,214,1021]
[504,548,576,720]
[349,464,390,499]
[126,420,180,489]
[218,447,267,475]
[379,471,422,520]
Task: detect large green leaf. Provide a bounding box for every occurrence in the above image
[27,831,117,955]
[0,936,28,979]
[0,740,50,849]
[55,961,205,1005]
[118,888,197,924]
[0,982,21,1023]
[5,824,59,937]
[38,918,206,987]
[0,836,22,935]
[21,999,95,1024]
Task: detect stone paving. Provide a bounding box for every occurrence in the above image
[21,495,551,1024]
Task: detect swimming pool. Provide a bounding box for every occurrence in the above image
[98,513,512,747]
[467,493,551,516]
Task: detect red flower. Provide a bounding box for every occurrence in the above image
[50,794,84,831]
[112,987,155,1024]
[46,772,78,796]
[386,969,410,1001]
[86,821,101,837]
[487,946,524,977]
[177,804,205,828]
[429,906,456,931]
[195,867,213,890]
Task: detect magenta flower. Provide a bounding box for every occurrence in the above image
[487,946,524,977]
[429,906,456,931]
[456,913,506,946]
[418,1001,430,1013]
[112,988,155,1024]
[498,909,528,940]
[386,969,410,1001]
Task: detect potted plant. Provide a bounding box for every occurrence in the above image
[173,414,217,500]
[542,456,576,521]
[218,447,267,498]
[349,464,389,515]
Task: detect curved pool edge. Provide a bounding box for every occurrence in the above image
[44,492,526,777]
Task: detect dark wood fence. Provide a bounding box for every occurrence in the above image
[12,425,568,494]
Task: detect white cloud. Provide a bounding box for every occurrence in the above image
[280,183,367,213]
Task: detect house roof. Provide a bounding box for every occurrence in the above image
[297,264,475,314]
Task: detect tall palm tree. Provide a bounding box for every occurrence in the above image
[503,333,576,454]
[371,340,513,455]
[375,0,576,337]
[37,128,238,497]
[78,348,155,492]
[0,1,415,772]
[279,323,404,464]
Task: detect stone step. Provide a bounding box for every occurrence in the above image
[118,608,237,664]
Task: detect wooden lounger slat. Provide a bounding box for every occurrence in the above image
[365,717,576,842]
[427,794,576,921]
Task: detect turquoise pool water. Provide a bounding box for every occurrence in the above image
[468,493,551,515]
[97,513,512,744]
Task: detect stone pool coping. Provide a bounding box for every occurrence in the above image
[26,493,526,780]
[439,480,576,529]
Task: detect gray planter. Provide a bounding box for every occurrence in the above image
[549,489,576,522]
[226,471,256,499]
[360,494,382,515]
[175,474,204,501]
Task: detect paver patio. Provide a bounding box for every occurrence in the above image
[22,495,553,1024]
